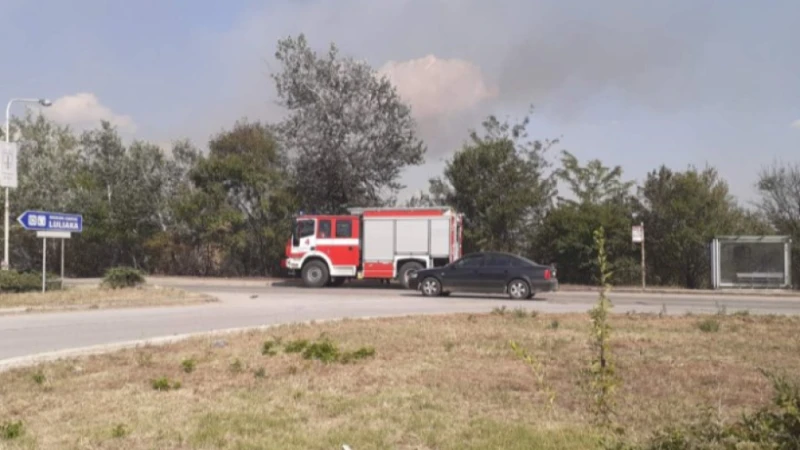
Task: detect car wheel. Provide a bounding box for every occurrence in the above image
[507,279,530,300]
[301,261,329,288]
[420,277,442,297]
[399,261,424,289]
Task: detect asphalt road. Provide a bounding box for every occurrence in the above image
[1,280,799,367]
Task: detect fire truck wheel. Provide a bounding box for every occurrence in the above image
[420,277,442,297]
[301,260,329,288]
[399,261,424,289]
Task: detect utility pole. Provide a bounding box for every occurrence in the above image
[632,221,645,289]
[640,221,646,289]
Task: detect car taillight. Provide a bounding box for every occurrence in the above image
[544,269,551,280]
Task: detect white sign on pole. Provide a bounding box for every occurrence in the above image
[36,231,72,239]
[0,142,19,189]
[632,225,644,243]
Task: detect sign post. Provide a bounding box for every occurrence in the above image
[17,211,83,292]
[632,223,645,289]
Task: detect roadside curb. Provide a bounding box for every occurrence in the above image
[558,286,800,298]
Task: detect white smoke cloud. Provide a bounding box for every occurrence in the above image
[44,92,137,134]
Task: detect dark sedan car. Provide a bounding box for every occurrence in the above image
[407,252,558,299]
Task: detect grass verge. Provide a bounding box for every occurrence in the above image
[0,285,216,314]
[1,312,799,449]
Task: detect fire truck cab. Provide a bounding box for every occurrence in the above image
[283,207,463,288]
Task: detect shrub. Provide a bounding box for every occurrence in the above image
[284,339,309,354]
[31,370,46,385]
[151,377,180,391]
[103,267,145,289]
[302,339,340,363]
[340,346,376,363]
[229,359,244,373]
[0,270,61,293]
[111,423,128,438]
[613,372,800,449]
[1,420,24,440]
[698,318,720,333]
[254,368,266,379]
[261,340,279,356]
[181,358,196,373]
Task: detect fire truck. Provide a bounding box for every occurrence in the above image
[282,207,464,288]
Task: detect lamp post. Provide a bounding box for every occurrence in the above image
[2,98,52,270]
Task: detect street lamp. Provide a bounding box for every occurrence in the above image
[2,98,52,270]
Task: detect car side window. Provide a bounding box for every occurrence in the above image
[318,219,332,238]
[487,255,512,267]
[455,256,484,268]
[335,219,352,238]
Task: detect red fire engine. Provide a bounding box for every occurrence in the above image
[282,207,464,288]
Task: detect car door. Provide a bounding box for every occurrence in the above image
[442,254,485,292]
[480,254,514,293]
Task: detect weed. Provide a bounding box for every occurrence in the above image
[262,340,279,356]
[151,377,180,391]
[491,306,508,316]
[230,359,244,373]
[512,307,530,319]
[181,358,196,373]
[715,302,727,316]
[112,423,128,438]
[31,370,46,385]
[587,226,619,429]
[733,309,751,317]
[254,368,266,379]
[444,341,456,352]
[467,314,478,323]
[302,339,340,363]
[550,320,560,330]
[341,346,376,364]
[284,339,309,354]
[287,365,299,375]
[509,340,555,410]
[0,420,24,440]
[658,304,667,318]
[698,318,721,333]
[136,351,154,367]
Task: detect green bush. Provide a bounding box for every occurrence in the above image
[102,267,145,289]
[0,270,61,293]
[698,318,721,333]
[0,420,24,440]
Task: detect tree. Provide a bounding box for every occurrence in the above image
[173,120,296,276]
[756,161,800,287]
[534,153,638,284]
[555,150,634,205]
[272,34,425,213]
[638,165,768,288]
[424,111,557,255]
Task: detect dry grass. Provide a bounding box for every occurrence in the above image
[1,311,799,449]
[0,285,216,314]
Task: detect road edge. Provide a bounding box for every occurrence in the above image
[0,315,388,374]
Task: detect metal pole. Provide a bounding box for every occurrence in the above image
[640,221,646,289]
[3,100,11,271]
[61,238,65,281]
[42,237,46,292]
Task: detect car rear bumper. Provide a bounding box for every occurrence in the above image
[532,279,558,292]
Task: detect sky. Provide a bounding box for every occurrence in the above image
[1,0,799,204]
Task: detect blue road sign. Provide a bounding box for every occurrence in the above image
[17,210,83,233]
